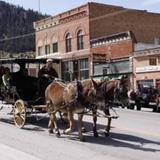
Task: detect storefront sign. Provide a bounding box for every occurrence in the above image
[92,53,106,63]
[136,65,160,73]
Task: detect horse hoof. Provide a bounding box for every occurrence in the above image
[94,132,99,138]
[55,132,61,138]
[104,132,110,137]
[80,137,86,142]
[49,129,53,134]
[81,127,86,133]
[63,129,72,134]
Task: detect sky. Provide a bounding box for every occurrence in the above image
[2,0,160,15]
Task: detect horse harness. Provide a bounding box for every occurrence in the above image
[47,80,86,114]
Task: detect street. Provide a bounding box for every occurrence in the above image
[0,106,160,160]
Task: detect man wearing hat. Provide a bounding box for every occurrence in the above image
[37,58,58,97]
[38,58,58,78]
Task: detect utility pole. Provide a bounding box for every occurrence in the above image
[38,0,41,13]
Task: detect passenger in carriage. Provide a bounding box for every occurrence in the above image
[2,67,12,89]
[0,66,5,86]
[37,59,59,97]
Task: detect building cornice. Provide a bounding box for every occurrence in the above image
[90,31,132,47]
[133,47,160,58]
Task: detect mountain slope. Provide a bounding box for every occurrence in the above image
[0,1,47,54]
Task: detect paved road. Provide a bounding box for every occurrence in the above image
[0,106,160,160]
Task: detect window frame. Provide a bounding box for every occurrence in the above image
[52,42,58,53]
[65,33,72,53]
[149,58,157,66]
[77,30,84,50]
[45,44,50,55]
[38,46,43,56]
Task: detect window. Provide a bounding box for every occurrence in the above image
[38,46,43,56]
[52,42,58,53]
[65,33,72,52]
[79,59,89,80]
[77,30,84,50]
[62,61,71,81]
[149,58,157,65]
[45,44,50,54]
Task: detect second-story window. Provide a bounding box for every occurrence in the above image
[45,44,50,54]
[38,46,43,56]
[65,33,72,52]
[149,58,157,65]
[77,30,84,50]
[53,42,58,53]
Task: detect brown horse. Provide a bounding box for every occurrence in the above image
[45,79,98,141]
[91,76,129,137]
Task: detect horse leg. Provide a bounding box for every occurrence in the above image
[92,109,98,137]
[104,103,111,137]
[105,117,112,137]
[48,113,54,134]
[59,111,68,124]
[50,113,60,137]
[64,110,74,134]
[78,113,85,141]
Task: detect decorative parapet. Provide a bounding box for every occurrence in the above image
[59,10,88,24]
[34,16,60,31]
[34,4,89,31]
[90,31,132,47]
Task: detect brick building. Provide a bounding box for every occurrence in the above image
[90,31,134,78]
[34,2,160,81]
[132,47,160,90]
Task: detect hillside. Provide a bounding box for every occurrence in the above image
[0,1,48,55]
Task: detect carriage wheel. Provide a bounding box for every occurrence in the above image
[14,100,26,128]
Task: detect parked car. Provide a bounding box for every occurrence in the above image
[128,85,160,112]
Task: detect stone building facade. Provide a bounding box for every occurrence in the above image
[34,2,160,81]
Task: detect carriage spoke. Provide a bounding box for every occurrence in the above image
[14,115,24,126]
[14,100,26,128]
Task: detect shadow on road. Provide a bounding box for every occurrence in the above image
[84,132,160,152]
[1,115,160,153]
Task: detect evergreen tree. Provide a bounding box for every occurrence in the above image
[0,1,48,55]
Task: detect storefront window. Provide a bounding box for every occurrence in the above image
[79,59,89,80]
[137,80,153,88]
[62,59,89,81]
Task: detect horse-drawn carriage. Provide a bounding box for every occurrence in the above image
[0,58,59,128]
[0,58,129,141]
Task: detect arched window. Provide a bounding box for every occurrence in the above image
[77,30,84,50]
[65,33,72,52]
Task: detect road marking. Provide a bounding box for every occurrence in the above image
[0,144,41,160]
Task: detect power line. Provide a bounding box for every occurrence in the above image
[0,32,35,42]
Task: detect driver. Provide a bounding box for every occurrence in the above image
[37,59,58,97]
[38,58,58,78]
